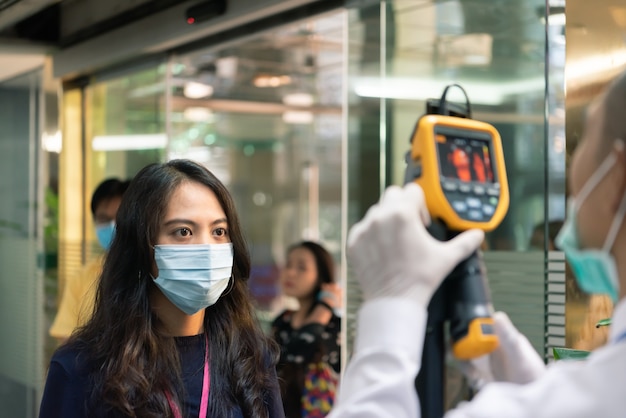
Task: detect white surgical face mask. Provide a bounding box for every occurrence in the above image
[152,243,234,315]
[555,150,626,302]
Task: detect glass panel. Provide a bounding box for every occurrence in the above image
[0,70,44,418]
[42,59,62,390]
[544,0,567,359]
[348,0,552,343]
[85,65,167,255]
[344,1,390,355]
[55,64,166,356]
[346,0,558,411]
[169,12,346,327]
[87,67,168,170]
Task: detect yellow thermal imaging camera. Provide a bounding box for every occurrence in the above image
[406,115,509,233]
[408,84,510,418]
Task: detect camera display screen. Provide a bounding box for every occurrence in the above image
[437,135,495,183]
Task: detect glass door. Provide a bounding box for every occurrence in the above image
[0,70,45,418]
[168,12,345,324]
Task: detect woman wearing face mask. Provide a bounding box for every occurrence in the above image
[39,159,284,418]
[272,241,342,418]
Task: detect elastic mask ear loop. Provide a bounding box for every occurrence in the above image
[597,140,626,252]
[603,191,626,252]
[574,152,617,211]
[221,276,235,297]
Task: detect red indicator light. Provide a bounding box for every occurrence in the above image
[187,17,195,24]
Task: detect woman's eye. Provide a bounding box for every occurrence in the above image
[214,227,228,237]
[177,228,192,237]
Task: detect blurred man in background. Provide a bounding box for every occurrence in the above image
[49,178,130,344]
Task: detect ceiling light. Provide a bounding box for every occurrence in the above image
[353,76,545,105]
[216,57,238,78]
[183,81,214,99]
[92,134,167,151]
[283,93,315,107]
[566,50,626,81]
[437,34,492,67]
[540,13,565,26]
[42,130,62,153]
[283,111,314,124]
[253,74,292,88]
[183,107,214,122]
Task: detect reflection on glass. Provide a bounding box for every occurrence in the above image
[170,12,345,318]
[86,66,167,254]
[346,0,563,409]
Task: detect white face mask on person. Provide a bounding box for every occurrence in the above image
[152,243,234,315]
[556,148,626,302]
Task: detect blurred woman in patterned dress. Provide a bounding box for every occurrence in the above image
[272,241,342,418]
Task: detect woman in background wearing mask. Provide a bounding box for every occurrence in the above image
[39,159,284,418]
[272,241,341,418]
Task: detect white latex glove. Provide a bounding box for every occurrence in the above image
[460,311,546,389]
[347,183,485,306]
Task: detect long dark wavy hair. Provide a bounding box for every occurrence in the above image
[69,159,279,417]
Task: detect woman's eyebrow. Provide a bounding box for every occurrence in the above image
[162,218,228,227]
[211,218,228,226]
[162,218,198,227]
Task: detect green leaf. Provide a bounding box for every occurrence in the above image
[552,347,590,361]
[595,318,612,328]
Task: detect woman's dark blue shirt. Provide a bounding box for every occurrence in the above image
[38,334,285,418]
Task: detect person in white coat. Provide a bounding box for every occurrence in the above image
[329,69,626,418]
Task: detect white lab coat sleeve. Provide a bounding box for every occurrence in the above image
[444,342,625,418]
[328,298,427,418]
[443,300,626,418]
[330,296,626,418]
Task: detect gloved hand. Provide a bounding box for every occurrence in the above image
[459,311,546,389]
[346,183,485,306]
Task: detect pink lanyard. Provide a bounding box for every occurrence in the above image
[166,336,210,418]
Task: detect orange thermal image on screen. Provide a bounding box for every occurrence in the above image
[449,148,471,182]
